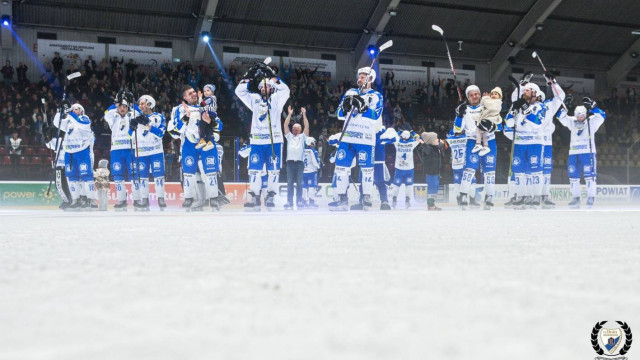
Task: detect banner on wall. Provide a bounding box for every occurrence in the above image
[223,52,272,71]
[448,184,635,204]
[108,44,172,72]
[512,73,595,98]
[282,57,336,82]
[378,64,429,94]
[37,39,106,69]
[431,67,476,86]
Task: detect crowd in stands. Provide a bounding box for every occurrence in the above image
[1,54,640,181]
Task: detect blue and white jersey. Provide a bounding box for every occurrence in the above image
[504,101,544,145]
[45,138,65,167]
[541,100,556,146]
[446,131,467,170]
[453,104,496,141]
[171,104,201,144]
[104,104,139,151]
[132,112,166,156]
[393,138,419,170]
[557,107,606,155]
[336,88,383,146]
[303,148,320,173]
[216,143,224,166]
[235,78,290,145]
[53,112,93,154]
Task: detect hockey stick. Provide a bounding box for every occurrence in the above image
[531,51,568,111]
[46,71,81,196]
[332,40,393,154]
[432,25,463,102]
[586,113,595,182]
[506,75,520,180]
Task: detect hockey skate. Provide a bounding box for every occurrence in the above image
[216,194,230,207]
[586,197,595,209]
[350,202,364,210]
[79,196,89,210]
[568,197,580,209]
[135,198,150,212]
[202,141,215,152]
[504,195,517,209]
[392,196,397,209]
[530,195,541,209]
[471,144,483,153]
[182,198,194,208]
[362,195,372,211]
[284,202,294,210]
[296,200,307,209]
[456,194,462,206]
[188,198,205,212]
[244,193,261,212]
[195,139,206,149]
[307,198,319,209]
[210,198,220,211]
[459,193,469,210]
[469,196,481,209]
[89,199,99,210]
[511,196,526,210]
[380,201,391,210]
[329,194,348,211]
[483,195,494,210]
[264,191,276,211]
[157,197,167,211]
[478,147,490,156]
[59,201,70,210]
[114,200,128,212]
[64,200,82,212]
[541,195,555,209]
[427,198,441,211]
[405,196,411,209]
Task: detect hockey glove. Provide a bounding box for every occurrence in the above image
[242,66,259,81]
[124,91,135,106]
[564,94,574,108]
[455,102,467,117]
[513,98,529,113]
[129,117,138,132]
[544,71,555,83]
[520,71,534,85]
[583,97,596,111]
[135,114,150,126]
[60,100,71,115]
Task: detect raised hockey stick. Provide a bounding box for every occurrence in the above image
[506,75,520,180]
[432,25,463,102]
[332,40,393,154]
[46,71,81,196]
[586,111,595,182]
[532,51,568,111]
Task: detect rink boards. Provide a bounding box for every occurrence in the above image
[2,181,640,208]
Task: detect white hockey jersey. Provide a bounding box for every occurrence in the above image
[336,88,383,146]
[453,104,496,141]
[53,112,93,154]
[104,104,139,151]
[446,132,467,170]
[131,112,166,156]
[45,138,65,167]
[303,148,320,173]
[394,138,420,170]
[557,108,606,155]
[235,78,290,145]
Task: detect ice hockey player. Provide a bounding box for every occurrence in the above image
[44,127,71,209]
[235,62,290,210]
[94,159,110,211]
[557,97,605,208]
[419,132,444,211]
[130,95,167,211]
[104,90,139,211]
[446,128,472,206]
[453,85,497,210]
[53,102,97,210]
[196,84,218,152]
[472,87,502,156]
[390,130,421,209]
[329,66,383,211]
[302,137,321,208]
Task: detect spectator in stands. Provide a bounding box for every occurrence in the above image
[52,52,64,74]
[2,60,14,89]
[84,55,96,77]
[9,130,22,175]
[110,56,123,75]
[16,62,28,87]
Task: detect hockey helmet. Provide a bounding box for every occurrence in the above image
[305,137,316,146]
[524,82,541,96]
[70,103,85,115]
[357,67,376,83]
[538,90,546,103]
[401,130,411,140]
[574,105,587,120]
[465,85,480,98]
[138,95,156,109]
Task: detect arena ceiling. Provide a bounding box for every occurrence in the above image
[10,0,640,78]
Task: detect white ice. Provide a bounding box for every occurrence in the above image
[1,207,639,360]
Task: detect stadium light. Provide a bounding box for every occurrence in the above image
[367,44,378,57]
[201,31,210,43]
[1,15,10,27]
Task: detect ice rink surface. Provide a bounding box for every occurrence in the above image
[1,206,639,360]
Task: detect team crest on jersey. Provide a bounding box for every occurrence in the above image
[486,155,495,164]
[79,163,88,171]
[250,154,260,164]
[358,150,368,161]
[337,149,346,160]
[185,156,195,166]
[113,162,121,171]
[470,154,479,164]
[568,165,576,174]
[513,156,521,166]
[530,155,539,165]
[65,164,72,172]
[153,161,161,169]
[138,161,146,170]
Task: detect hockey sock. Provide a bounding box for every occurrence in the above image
[267,170,280,193]
[183,173,196,199]
[508,175,516,197]
[115,180,127,202]
[154,176,165,198]
[82,181,96,199]
[542,174,551,196]
[68,180,81,201]
[570,178,581,198]
[406,184,414,200]
[333,166,350,194]
[515,173,526,198]
[132,180,141,202]
[377,181,389,203]
[302,188,308,202]
[248,170,262,195]
[484,171,495,199]
[458,168,475,195]
[205,173,219,199]
[585,176,596,198]
[361,167,374,195]
[391,184,400,198]
[140,178,150,199]
[195,173,206,201]
[532,171,543,197]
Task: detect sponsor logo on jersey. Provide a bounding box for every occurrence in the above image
[113,162,122,171]
[250,154,260,164]
[337,149,346,160]
[153,161,161,169]
[544,157,552,165]
[65,164,72,172]
[530,155,539,165]
[345,131,363,139]
[486,155,495,164]
[185,156,195,166]
[206,157,216,166]
[358,150,368,162]
[79,163,88,172]
[591,320,632,359]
